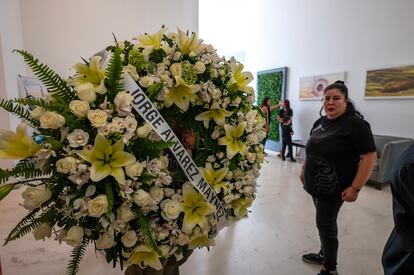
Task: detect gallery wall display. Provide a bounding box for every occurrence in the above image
[364,65,414,99]
[299,72,345,100]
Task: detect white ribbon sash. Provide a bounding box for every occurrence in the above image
[123,74,228,226]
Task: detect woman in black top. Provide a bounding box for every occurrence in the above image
[300,81,377,275]
[278,99,295,161]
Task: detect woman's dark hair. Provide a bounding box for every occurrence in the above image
[261,96,270,107]
[284,99,291,111]
[319,80,364,119]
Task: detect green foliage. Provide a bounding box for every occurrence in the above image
[129,138,174,161]
[0,99,39,127]
[0,159,48,184]
[3,208,40,245]
[0,183,15,201]
[67,238,89,275]
[257,70,284,141]
[104,182,114,215]
[13,50,76,103]
[131,205,161,256]
[13,97,67,113]
[128,49,145,72]
[105,47,124,101]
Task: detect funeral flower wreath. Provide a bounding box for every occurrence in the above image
[0,27,266,274]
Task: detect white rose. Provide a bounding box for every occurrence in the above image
[175,233,190,246]
[87,109,108,128]
[225,170,233,180]
[136,123,153,138]
[173,51,181,61]
[32,223,52,241]
[39,111,65,129]
[247,134,259,145]
[64,226,84,246]
[247,95,255,104]
[243,186,255,194]
[117,204,135,222]
[156,156,168,170]
[149,186,164,203]
[125,116,137,132]
[133,189,153,207]
[21,185,52,210]
[139,76,154,88]
[146,159,162,175]
[30,107,45,119]
[96,232,116,249]
[121,230,137,248]
[161,199,181,221]
[87,194,108,217]
[211,129,220,139]
[169,63,182,78]
[164,188,175,197]
[75,83,97,103]
[56,157,78,174]
[246,152,256,163]
[69,100,90,118]
[114,91,134,116]
[67,129,89,148]
[194,61,206,74]
[159,245,171,258]
[125,162,144,178]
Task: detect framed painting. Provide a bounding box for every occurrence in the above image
[364,65,414,99]
[17,75,47,98]
[299,72,345,100]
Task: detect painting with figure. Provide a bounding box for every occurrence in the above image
[299,72,345,100]
[365,65,414,98]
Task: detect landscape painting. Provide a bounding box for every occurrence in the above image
[299,72,345,100]
[365,65,414,98]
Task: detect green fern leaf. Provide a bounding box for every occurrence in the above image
[5,217,42,244]
[13,97,67,113]
[13,49,76,103]
[0,99,40,127]
[0,159,49,184]
[5,206,55,244]
[104,182,114,215]
[131,205,161,256]
[3,208,40,245]
[67,238,89,275]
[105,47,124,101]
[0,183,14,201]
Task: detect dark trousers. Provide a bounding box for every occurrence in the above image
[313,197,343,270]
[382,229,414,275]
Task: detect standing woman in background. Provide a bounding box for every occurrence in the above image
[261,96,280,146]
[278,99,295,162]
[300,81,377,275]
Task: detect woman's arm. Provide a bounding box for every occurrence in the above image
[341,151,377,202]
[270,105,278,111]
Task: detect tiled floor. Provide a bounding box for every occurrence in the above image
[0,151,394,275]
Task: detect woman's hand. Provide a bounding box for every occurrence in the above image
[341,186,359,202]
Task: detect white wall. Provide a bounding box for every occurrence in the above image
[20,0,199,78]
[0,0,27,131]
[200,0,414,139]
